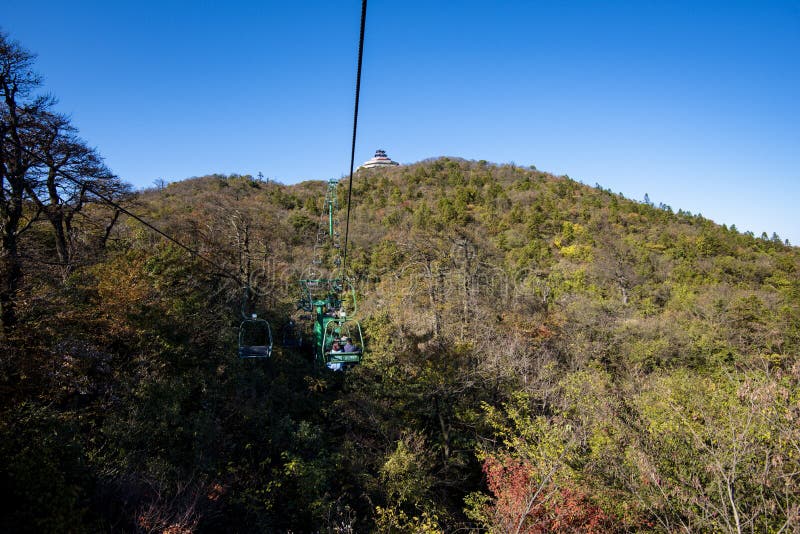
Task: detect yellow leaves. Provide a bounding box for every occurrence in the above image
[559,244,594,262]
[374,506,443,534]
[665,283,697,312]
[553,222,591,261]
[628,338,672,371]
[282,454,304,477]
[380,432,433,506]
[304,375,328,393]
[625,367,800,530]
[644,241,667,252]
[587,426,614,455]
[479,393,576,482]
[637,368,793,458]
[92,253,151,309]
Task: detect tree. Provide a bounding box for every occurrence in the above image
[625,369,800,532]
[467,393,613,533]
[1,32,128,329]
[0,32,43,331]
[25,110,130,271]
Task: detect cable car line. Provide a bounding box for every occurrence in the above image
[295,1,369,369]
[45,169,274,359]
[342,0,367,275]
[54,169,243,284]
[24,1,370,361]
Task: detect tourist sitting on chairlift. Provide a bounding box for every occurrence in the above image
[342,337,357,352]
[331,341,344,353]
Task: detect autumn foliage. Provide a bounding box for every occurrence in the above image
[482,455,611,533]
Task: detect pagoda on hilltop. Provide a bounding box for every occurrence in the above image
[359,149,400,169]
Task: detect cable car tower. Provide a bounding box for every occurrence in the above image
[299,180,364,370]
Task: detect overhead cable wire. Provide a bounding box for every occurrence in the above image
[56,170,243,283]
[16,142,242,282]
[342,0,367,276]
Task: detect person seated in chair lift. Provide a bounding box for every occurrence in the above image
[331,341,343,353]
[342,337,357,352]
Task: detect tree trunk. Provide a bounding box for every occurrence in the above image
[100,208,122,250]
[0,232,21,333]
[51,210,70,267]
[437,402,451,460]
[0,171,25,333]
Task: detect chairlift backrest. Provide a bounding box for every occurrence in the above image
[238,317,273,359]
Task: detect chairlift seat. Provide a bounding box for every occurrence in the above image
[239,345,272,358]
[326,350,362,364]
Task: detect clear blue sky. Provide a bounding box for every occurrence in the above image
[4,0,799,244]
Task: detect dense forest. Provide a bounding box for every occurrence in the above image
[3,33,800,533]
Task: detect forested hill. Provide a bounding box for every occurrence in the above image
[3,157,799,532]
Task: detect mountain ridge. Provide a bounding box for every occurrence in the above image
[3,156,798,531]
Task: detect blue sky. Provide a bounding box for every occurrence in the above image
[4,1,799,244]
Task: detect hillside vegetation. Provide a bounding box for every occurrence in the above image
[2,157,799,532]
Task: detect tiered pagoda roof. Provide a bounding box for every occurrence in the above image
[360,149,400,169]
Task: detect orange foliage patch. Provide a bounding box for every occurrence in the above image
[482,455,613,533]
